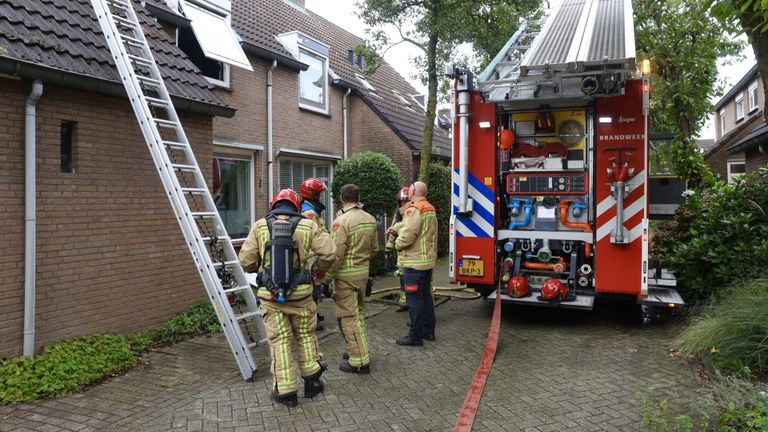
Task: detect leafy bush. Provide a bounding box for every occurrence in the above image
[638,374,768,431]
[0,302,222,405]
[427,161,451,257]
[677,279,768,375]
[368,246,389,277]
[0,334,135,404]
[653,168,768,304]
[155,303,221,345]
[331,151,404,218]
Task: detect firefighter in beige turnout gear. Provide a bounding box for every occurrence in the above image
[395,181,438,347]
[239,189,336,407]
[384,187,412,312]
[321,184,378,373]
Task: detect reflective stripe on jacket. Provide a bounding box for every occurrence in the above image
[239,215,336,301]
[325,203,379,281]
[395,198,437,270]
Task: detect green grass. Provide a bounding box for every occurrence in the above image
[677,279,768,375]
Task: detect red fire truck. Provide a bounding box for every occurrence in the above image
[447,0,683,319]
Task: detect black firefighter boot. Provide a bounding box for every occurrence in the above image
[272,391,298,407]
[303,369,325,398]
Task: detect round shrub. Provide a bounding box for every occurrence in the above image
[331,152,403,218]
[427,161,451,257]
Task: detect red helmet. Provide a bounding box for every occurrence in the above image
[540,278,568,301]
[507,275,529,298]
[271,189,301,212]
[300,178,327,201]
[398,187,410,202]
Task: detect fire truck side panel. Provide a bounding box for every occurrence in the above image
[593,79,647,296]
[452,90,497,286]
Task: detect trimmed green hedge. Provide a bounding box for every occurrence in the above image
[427,161,451,257]
[331,151,403,218]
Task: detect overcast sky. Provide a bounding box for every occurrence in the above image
[304,1,756,140]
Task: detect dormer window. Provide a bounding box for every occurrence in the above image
[277,32,330,114]
[356,74,376,92]
[177,0,252,88]
[392,90,413,108]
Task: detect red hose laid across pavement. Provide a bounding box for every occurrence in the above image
[452,282,502,431]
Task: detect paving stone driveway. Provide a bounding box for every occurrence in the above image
[1,264,697,432]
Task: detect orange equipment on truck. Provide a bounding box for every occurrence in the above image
[446,0,683,321]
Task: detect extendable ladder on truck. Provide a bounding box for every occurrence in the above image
[89,0,266,380]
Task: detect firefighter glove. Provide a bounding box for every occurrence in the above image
[320,283,332,298]
[312,284,322,302]
[365,277,374,297]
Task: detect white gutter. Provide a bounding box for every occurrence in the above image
[342,88,351,158]
[24,79,43,356]
[267,59,277,202]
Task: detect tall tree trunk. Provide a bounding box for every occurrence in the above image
[418,32,439,183]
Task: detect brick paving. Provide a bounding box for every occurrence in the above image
[0,263,697,431]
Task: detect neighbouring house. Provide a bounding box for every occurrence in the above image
[145,0,451,240]
[704,64,768,183]
[0,0,450,359]
[0,0,233,358]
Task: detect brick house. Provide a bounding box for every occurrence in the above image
[147,0,451,238]
[0,0,449,358]
[704,64,768,183]
[0,0,235,358]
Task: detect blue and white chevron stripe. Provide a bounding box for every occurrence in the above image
[452,168,495,238]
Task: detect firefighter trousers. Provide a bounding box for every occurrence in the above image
[332,277,370,367]
[404,268,435,342]
[260,294,323,396]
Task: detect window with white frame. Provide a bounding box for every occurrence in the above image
[177,0,252,87]
[719,109,726,137]
[749,81,759,112]
[213,155,252,240]
[299,48,328,112]
[279,158,332,227]
[727,160,746,184]
[735,93,745,120]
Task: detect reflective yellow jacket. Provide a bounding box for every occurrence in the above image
[325,203,379,281]
[395,197,437,270]
[239,214,336,301]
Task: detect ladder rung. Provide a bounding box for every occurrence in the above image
[127,54,151,67]
[213,260,239,269]
[247,339,268,349]
[145,96,169,108]
[236,311,261,321]
[171,163,197,172]
[162,140,188,149]
[223,285,250,294]
[181,187,207,194]
[113,15,137,29]
[191,212,218,218]
[108,0,131,7]
[202,235,229,243]
[136,75,161,88]
[119,33,144,48]
[155,118,179,129]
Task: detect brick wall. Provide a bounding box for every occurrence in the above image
[213,58,346,217]
[347,96,416,183]
[0,78,212,358]
[746,146,768,172]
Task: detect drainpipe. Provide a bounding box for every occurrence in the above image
[342,88,351,158]
[267,60,277,202]
[24,79,43,356]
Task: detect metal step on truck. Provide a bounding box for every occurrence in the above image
[446,0,684,321]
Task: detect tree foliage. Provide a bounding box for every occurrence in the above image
[634,0,741,185]
[710,0,768,125]
[331,151,404,218]
[356,0,537,183]
[426,161,451,256]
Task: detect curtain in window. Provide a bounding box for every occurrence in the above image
[213,156,251,239]
[279,158,332,227]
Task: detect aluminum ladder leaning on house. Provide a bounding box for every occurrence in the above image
[89,0,266,380]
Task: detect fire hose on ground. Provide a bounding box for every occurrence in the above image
[370,285,481,300]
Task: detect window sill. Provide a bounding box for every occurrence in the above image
[749,106,759,113]
[299,105,331,118]
[735,116,745,123]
